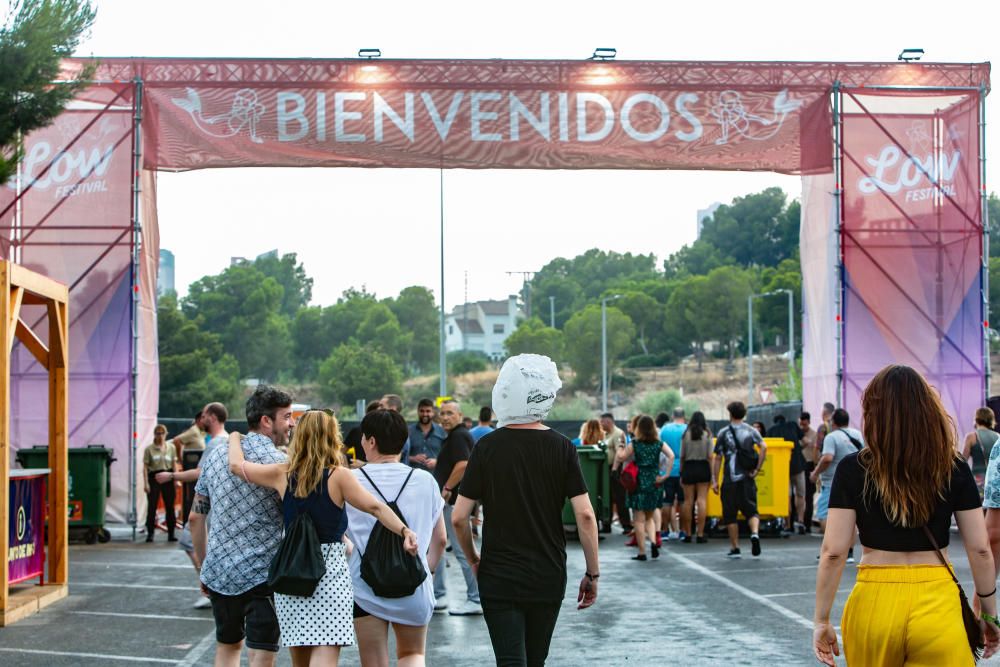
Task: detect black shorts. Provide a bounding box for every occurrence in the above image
[720,478,759,524]
[208,583,280,652]
[680,460,712,485]
[662,476,684,504]
[353,601,370,619]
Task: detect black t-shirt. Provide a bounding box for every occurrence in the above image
[829,452,981,550]
[769,421,805,473]
[434,425,474,505]
[344,426,366,462]
[459,427,588,602]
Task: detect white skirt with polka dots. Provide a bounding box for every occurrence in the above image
[275,542,356,647]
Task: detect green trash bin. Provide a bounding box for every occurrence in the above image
[562,446,611,533]
[15,445,116,544]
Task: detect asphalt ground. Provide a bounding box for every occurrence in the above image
[1,526,998,666]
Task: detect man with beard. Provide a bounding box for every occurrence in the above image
[190,386,293,667]
[406,398,447,472]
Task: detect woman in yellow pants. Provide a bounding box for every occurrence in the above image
[813,365,1000,665]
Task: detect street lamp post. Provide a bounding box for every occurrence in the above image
[747,288,795,405]
[601,295,622,413]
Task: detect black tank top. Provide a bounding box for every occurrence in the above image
[282,470,347,544]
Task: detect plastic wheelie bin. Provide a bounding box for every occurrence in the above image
[562,446,611,533]
[707,437,792,522]
[16,445,116,544]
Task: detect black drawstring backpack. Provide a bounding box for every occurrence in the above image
[358,467,427,598]
[267,474,328,597]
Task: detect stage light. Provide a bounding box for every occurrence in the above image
[591,47,616,61]
[358,48,382,60]
[897,48,924,62]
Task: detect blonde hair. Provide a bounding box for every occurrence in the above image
[859,365,958,528]
[286,411,344,499]
[579,419,603,445]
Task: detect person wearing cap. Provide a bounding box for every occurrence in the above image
[452,354,600,665]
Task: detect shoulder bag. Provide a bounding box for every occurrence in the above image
[922,525,984,662]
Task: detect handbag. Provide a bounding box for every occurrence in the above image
[922,525,984,662]
[358,467,427,598]
[266,475,328,597]
[620,461,639,493]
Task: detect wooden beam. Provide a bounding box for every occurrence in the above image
[7,287,22,353]
[14,318,49,370]
[47,296,69,585]
[8,263,69,303]
[20,293,47,306]
[0,263,11,616]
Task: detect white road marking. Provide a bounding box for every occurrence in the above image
[713,564,819,574]
[73,582,198,591]
[73,560,192,570]
[72,610,211,622]
[668,551,814,629]
[0,647,178,664]
[763,588,851,598]
[177,629,218,667]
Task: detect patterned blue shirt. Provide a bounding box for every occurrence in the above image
[195,432,287,595]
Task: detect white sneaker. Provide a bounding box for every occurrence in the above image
[448,600,484,616]
[667,531,680,541]
[193,596,211,609]
[433,598,448,612]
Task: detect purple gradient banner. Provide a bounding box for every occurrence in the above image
[841,91,983,426]
[8,472,46,584]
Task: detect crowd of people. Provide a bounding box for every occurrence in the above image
[143,356,1000,665]
[149,354,597,667]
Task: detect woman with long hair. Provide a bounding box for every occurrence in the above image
[814,365,1000,665]
[578,419,603,446]
[617,415,673,561]
[963,407,999,499]
[228,411,418,667]
[679,411,713,544]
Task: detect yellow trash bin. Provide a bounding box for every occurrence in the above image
[707,437,792,520]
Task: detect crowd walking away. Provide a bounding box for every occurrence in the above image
[180,353,598,667]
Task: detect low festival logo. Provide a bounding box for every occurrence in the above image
[172,88,265,144]
[709,89,804,145]
[857,120,961,201]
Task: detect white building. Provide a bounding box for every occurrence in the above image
[445,296,524,361]
[696,202,722,238]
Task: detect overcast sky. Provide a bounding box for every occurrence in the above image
[64,0,997,309]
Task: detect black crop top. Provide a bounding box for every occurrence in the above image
[828,452,981,551]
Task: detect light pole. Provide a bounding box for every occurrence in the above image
[601,295,622,413]
[438,169,447,398]
[747,288,795,405]
[549,296,556,328]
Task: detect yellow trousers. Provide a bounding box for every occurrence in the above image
[842,564,974,666]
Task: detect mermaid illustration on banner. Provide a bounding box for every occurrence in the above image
[171,88,265,144]
[710,89,804,145]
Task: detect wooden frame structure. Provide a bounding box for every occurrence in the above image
[0,260,69,626]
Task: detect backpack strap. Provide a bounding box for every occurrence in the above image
[845,433,864,451]
[358,466,390,504]
[393,468,416,504]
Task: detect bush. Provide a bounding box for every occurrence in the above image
[447,350,491,375]
[636,389,698,418]
[623,352,678,368]
[548,397,593,421]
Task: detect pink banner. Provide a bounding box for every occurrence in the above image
[8,472,46,584]
[142,84,831,173]
[0,102,138,522]
[841,91,983,424]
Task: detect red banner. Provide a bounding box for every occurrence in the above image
[143,84,830,173]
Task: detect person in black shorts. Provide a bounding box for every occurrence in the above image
[712,401,767,559]
[680,411,714,543]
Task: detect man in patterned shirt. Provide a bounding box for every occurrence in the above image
[190,386,294,667]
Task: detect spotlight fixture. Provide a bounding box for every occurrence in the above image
[897,48,924,62]
[358,48,382,60]
[591,47,617,61]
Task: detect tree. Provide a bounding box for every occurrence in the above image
[317,343,401,405]
[698,188,799,268]
[182,262,291,380]
[614,290,659,355]
[253,253,313,318]
[0,0,96,184]
[663,240,728,278]
[666,275,713,371]
[388,286,439,372]
[704,266,754,360]
[504,317,565,360]
[989,193,1000,258]
[355,302,412,366]
[157,295,241,417]
[563,305,634,386]
[290,306,329,380]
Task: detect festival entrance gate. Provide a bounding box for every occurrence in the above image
[0,58,989,526]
